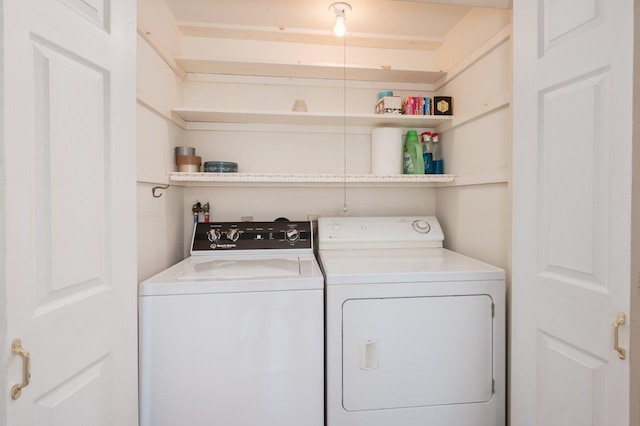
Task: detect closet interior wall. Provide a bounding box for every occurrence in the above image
[435,9,512,273]
[137,0,186,282]
[135,0,513,280]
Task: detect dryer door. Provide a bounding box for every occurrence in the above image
[342,295,494,411]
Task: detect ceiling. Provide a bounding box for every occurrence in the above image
[162,0,511,50]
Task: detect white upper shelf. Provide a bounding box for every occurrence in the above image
[175,57,446,84]
[171,107,452,127]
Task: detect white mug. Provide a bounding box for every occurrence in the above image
[292,99,308,112]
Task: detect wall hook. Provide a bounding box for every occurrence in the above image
[152,184,170,198]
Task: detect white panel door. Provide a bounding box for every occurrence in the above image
[1,0,138,425]
[512,0,634,425]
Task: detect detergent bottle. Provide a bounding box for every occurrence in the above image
[403,130,423,175]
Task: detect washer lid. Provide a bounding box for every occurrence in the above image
[178,258,300,280]
[319,248,505,285]
[140,254,324,296]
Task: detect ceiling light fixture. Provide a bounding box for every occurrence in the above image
[329,2,351,37]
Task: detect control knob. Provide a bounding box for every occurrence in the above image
[285,229,300,242]
[226,229,241,242]
[412,219,431,234]
[207,229,221,242]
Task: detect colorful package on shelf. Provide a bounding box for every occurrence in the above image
[402,97,416,115]
[375,96,402,114]
[402,97,432,115]
[424,97,432,115]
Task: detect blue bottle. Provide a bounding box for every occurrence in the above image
[422,132,434,174]
[432,133,444,174]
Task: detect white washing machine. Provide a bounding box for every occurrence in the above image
[318,216,505,426]
[139,221,324,426]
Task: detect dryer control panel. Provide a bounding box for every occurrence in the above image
[191,221,313,254]
[318,216,444,249]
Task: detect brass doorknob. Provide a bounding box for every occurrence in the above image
[11,339,31,400]
[613,313,626,360]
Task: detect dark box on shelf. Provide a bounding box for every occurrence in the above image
[433,96,453,115]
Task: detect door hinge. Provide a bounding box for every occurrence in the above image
[492,303,495,318]
[492,379,495,394]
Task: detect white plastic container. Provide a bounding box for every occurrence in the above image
[371,127,403,175]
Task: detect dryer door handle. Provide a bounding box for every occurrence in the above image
[359,340,379,370]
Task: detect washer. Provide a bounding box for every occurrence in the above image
[139,221,324,426]
[318,216,505,426]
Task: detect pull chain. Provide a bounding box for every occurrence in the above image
[342,34,348,213]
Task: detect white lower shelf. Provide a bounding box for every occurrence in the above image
[168,172,456,187]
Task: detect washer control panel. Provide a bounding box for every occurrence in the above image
[191,221,313,254]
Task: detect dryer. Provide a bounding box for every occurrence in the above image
[318,216,505,426]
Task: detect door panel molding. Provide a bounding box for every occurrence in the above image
[537,69,610,289]
[536,330,606,426]
[539,0,606,56]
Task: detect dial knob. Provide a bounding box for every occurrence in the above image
[226,229,241,242]
[412,219,431,234]
[207,229,221,242]
[285,229,300,242]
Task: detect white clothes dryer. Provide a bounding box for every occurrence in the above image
[318,216,505,426]
[139,221,324,426]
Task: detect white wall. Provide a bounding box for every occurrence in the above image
[180,186,436,255]
[434,12,512,273]
[138,0,183,56]
[182,73,432,115]
[182,36,437,74]
[436,7,511,72]
[437,184,509,269]
[136,32,186,281]
[179,73,439,250]
[135,4,513,278]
